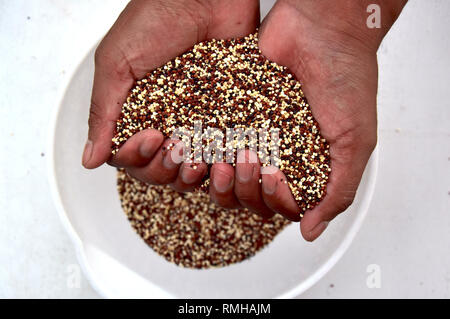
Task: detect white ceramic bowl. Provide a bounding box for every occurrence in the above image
[48,47,378,299]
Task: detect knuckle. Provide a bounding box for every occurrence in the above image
[214,197,237,210]
[94,43,113,68]
[169,183,188,193]
[127,169,168,185]
[236,191,255,203]
[94,44,108,68]
[210,189,237,209]
[150,174,175,185]
[94,42,131,80]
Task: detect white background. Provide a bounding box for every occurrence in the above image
[0,0,449,298]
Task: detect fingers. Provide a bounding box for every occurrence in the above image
[209,151,305,221]
[126,139,183,185]
[234,150,274,219]
[261,167,301,222]
[108,129,164,167]
[209,163,241,209]
[170,162,208,193]
[83,46,135,169]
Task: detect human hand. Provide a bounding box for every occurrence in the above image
[82,0,260,191]
[209,0,406,240]
[83,0,407,242]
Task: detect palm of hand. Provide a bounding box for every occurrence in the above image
[87,0,260,169]
[85,0,377,241]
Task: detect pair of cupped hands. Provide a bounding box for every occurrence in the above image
[82,0,404,241]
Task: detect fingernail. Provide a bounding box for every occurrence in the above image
[213,169,233,193]
[181,165,199,184]
[308,221,329,241]
[171,142,184,164]
[139,139,157,159]
[163,151,178,169]
[236,164,254,183]
[82,140,93,167]
[236,151,255,183]
[262,173,277,195]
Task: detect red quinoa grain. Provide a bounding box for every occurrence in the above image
[117,169,290,268]
[113,32,331,216]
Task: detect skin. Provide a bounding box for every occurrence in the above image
[83,0,407,241]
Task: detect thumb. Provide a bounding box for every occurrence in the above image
[82,44,134,169]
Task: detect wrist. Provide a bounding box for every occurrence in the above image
[278,0,407,52]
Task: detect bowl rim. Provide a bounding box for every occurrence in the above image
[47,43,379,299]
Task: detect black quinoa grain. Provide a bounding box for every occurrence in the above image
[113,32,331,216]
[117,169,290,269]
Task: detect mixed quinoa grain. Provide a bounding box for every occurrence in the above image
[117,169,290,268]
[113,32,330,216]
